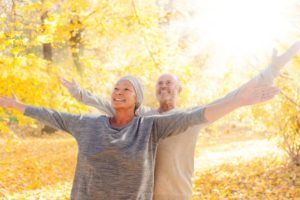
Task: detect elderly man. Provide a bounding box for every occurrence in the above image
[60,42,300,200]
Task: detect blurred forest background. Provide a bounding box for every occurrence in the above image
[0,0,300,199]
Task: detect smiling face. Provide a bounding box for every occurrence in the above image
[111,80,137,111]
[155,74,181,104]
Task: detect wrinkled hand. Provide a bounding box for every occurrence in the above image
[270,41,300,70]
[59,76,78,90]
[0,94,19,109]
[236,78,279,106]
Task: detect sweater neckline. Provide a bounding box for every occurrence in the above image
[105,116,137,131]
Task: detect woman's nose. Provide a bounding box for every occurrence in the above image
[116,90,124,95]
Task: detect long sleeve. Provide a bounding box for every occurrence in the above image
[152,107,207,141]
[24,106,83,139]
[68,85,116,116]
[135,106,152,116]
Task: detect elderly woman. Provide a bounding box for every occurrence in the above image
[0,75,278,199]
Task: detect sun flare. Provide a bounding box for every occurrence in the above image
[189,0,299,68]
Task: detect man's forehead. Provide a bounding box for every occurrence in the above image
[157,74,178,82]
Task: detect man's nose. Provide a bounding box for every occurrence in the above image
[160,83,167,88]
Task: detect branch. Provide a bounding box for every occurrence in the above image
[279,91,300,108]
[131,0,160,67]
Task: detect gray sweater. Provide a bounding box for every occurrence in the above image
[24,106,206,200]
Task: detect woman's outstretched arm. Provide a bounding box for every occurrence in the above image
[151,40,300,140]
[204,41,300,122]
[152,82,278,141]
[0,94,82,137]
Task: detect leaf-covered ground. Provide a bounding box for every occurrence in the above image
[0,131,299,199]
[0,133,76,200]
[192,135,300,199]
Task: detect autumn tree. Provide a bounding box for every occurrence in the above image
[0,0,207,136]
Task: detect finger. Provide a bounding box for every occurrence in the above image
[284,41,300,58]
[11,93,16,100]
[262,90,279,98]
[272,48,278,60]
[0,96,9,100]
[278,43,300,66]
[255,86,278,92]
[57,76,67,84]
[61,78,67,83]
[260,88,279,100]
[253,84,270,92]
[261,88,279,97]
[58,77,64,83]
[60,78,70,86]
[58,76,68,83]
[254,87,277,98]
[253,87,272,95]
[259,89,279,99]
[0,96,9,107]
[260,91,278,102]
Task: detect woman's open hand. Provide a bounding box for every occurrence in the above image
[0,94,26,113]
[236,79,279,106]
[270,41,300,71]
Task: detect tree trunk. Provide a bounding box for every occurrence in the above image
[11,0,16,22]
[40,3,56,134]
[70,15,84,73]
[41,10,53,61]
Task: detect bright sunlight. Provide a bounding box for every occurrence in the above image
[189,0,299,67]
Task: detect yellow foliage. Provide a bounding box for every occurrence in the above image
[192,156,300,199]
[0,133,76,199]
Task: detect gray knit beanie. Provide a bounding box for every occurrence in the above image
[117,75,144,112]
